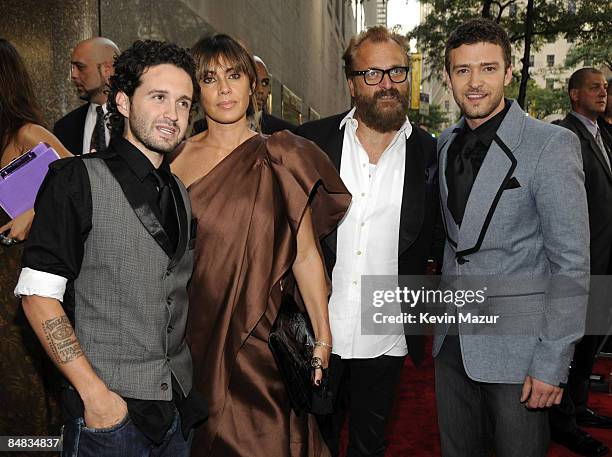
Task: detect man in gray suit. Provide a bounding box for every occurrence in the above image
[16,40,206,456]
[434,19,590,456]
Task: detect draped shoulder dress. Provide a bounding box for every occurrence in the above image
[185,131,351,457]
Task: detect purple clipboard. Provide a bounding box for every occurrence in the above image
[0,142,60,219]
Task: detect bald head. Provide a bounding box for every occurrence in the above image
[77,37,119,61]
[71,37,120,104]
[253,55,271,112]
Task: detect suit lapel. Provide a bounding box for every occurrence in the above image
[72,104,89,156]
[168,176,189,269]
[569,114,612,183]
[438,124,463,249]
[457,136,516,254]
[321,121,345,255]
[454,102,522,255]
[104,157,174,258]
[398,127,425,255]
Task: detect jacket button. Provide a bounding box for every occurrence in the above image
[166,297,172,305]
[160,383,168,391]
[457,255,468,265]
[167,325,173,334]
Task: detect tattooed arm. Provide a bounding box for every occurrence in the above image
[22,295,127,428]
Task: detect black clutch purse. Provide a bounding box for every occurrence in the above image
[268,293,332,415]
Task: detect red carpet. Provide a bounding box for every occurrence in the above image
[340,338,612,456]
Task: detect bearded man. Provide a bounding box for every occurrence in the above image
[296,26,442,457]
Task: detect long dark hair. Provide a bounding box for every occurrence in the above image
[190,34,259,122]
[0,38,45,157]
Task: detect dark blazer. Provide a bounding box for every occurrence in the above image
[261,112,295,134]
[296,112,443,366]
[557,113,612,274]
[53,103,89,156]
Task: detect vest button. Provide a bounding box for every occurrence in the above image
[166,297,172,305]
[167,325,173,334]
[160,383,168,391]
[456,255,468,265]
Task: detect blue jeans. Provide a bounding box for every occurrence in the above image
[61,410,192,457]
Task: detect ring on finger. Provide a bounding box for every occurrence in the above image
[310,356,323,370]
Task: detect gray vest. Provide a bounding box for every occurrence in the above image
[74,158,194,401]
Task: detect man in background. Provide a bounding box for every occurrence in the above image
[53,37,119,155]
[598,78,612,145]
[253,55,295,133]
[550,68,612,457]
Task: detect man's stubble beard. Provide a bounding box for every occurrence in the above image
[353,87,410,133]
[129,109,182,155]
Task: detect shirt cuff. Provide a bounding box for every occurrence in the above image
[14,267,68,301]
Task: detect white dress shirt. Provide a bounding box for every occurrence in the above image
[571,110,611,169]
[329,107,412,359]
[82,103,110,155]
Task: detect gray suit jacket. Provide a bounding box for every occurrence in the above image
[434,101,590,386]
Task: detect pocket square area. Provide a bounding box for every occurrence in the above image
[504,177,521,190]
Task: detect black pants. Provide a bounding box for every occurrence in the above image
[549,335,602,431]
[316,354,405,457]
[435,335,549,457]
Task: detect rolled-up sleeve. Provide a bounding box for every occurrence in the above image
[14,157,91,302]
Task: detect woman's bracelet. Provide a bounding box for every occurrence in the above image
[314,340,333,350]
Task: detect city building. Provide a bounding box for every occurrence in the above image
[0,0,362,127]
[363,0,389,27]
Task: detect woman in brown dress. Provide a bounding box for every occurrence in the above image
[170,34,350,457]
[0,38,71,449]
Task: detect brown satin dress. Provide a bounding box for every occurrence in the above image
[185,131,350,457]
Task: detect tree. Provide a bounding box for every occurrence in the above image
[408,0,610,108]
[505,75,569,119]
[565,35,612,71]
[409,104,449,136]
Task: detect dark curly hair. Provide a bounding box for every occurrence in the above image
[445,18,511,74]
[106,40,200,137]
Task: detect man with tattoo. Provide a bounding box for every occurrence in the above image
[15,40,207,456]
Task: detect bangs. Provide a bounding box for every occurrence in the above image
[191,35,254,81]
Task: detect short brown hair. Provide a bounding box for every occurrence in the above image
[568,67,603,93]
[342,26,409,79]
[445,18,511,74]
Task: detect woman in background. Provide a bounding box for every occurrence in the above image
[0,38,71,439]
[171,34,350,457]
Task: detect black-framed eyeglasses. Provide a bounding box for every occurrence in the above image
[348,66,409,86]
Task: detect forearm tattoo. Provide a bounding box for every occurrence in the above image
[42,316,83,364]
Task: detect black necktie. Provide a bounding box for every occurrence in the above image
[89,105,106,153]
[446,131,482,226]
[151,169,172,228]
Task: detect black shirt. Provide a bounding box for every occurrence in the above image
[445,99,512,225]
[23,137,206,443]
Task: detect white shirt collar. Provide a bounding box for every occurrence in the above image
[339,106,412,138]
[571,110,599,138]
